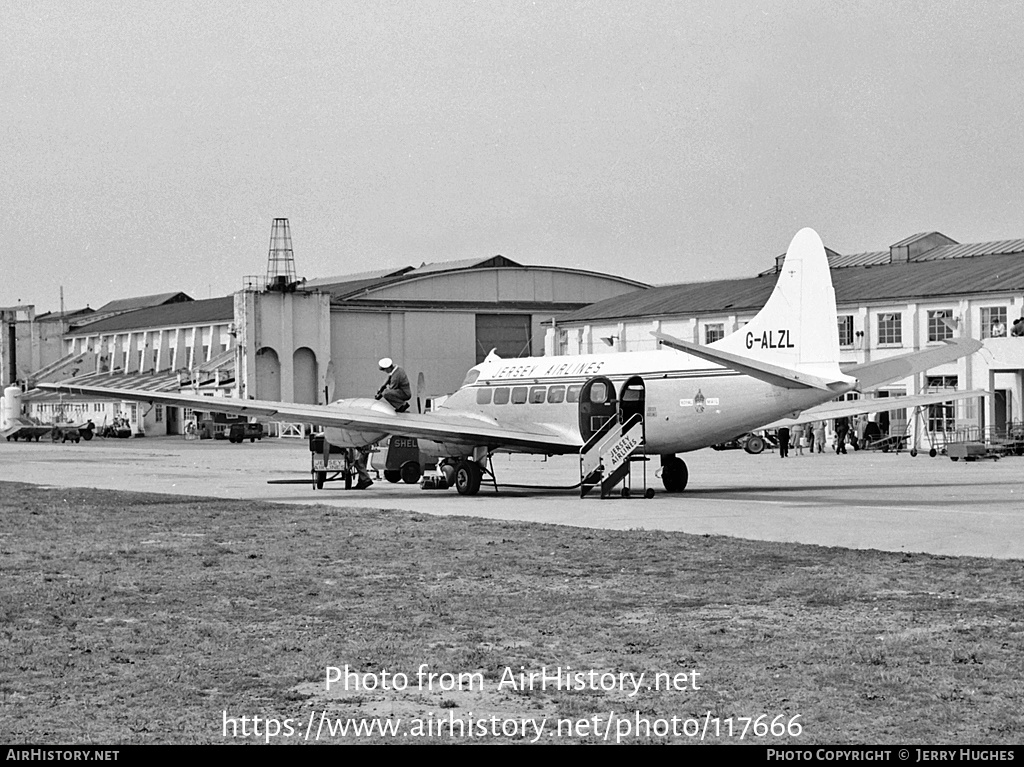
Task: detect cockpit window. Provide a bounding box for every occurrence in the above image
[461,369,481,387]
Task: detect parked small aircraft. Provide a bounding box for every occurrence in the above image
[38,228,981,495]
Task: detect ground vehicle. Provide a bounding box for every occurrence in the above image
[227,422,264,443]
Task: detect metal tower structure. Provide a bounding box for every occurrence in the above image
[265,218,298,291]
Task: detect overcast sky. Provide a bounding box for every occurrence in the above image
[2,0,1022,312]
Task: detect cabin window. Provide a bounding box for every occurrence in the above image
[589,381,609,404]
[621,385,643,402]
[529,386,546,404]
[566,384,582,403]
[493,387,510,405]
[511,386,528,404]
[547,385,566,404]
[476,387,492,405]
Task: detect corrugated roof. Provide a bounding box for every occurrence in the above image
[305,266,412,289]
[890,232,937,248]
[68,296,234,335]
[96,291,192,314]
[912,239,1024,262]
[407,255,521,275]
[827,250,890,268]
[560,252,1024,324]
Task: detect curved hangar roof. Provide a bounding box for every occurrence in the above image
[306,255,649,310]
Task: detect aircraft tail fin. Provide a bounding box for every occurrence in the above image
[712,228,845,381]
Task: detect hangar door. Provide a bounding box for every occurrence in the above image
[475,314,531,363]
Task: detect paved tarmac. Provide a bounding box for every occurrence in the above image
[1,436,1022,559]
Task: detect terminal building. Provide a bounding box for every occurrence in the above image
[546,231,1024,446]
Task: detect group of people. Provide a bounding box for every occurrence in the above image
[776,416,861,457]
[991,316,1024,337]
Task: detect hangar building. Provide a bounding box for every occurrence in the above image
[24,253,645,435]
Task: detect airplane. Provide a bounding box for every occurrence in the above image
[37,228,983,496]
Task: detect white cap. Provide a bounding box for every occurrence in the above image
[378,357,393,370]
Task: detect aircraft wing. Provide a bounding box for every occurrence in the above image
[843,337,983,390]
[34,383,577,454]
[759,389,988,429]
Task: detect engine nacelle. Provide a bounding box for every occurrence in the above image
[321,397,394,448]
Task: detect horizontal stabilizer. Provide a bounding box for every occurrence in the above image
[652,331,848,392]
[845,337,983,391]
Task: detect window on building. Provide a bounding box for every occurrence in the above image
[155,404,163,423]
[837,315,854,347]
[877,313,902,345]
[704,324,725,344]
[982,307,1007,338]
[926,375,958,433]
[555,329,569,356]
[927,310,955,342]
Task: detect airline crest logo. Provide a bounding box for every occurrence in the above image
[679,390,719,411]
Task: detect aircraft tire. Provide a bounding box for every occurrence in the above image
[454,460,482,496]
[384,470,402,483]
[400,461,421,484]
[661,456,688,493]
[744,435,765,455]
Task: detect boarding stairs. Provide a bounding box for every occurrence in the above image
[578,413,650,499]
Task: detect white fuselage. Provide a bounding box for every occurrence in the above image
[426,349,843,455]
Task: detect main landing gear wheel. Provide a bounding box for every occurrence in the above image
[661,456,688,493]
[454,459,482,496]
[744,435,766,455]
[384,470,402,483]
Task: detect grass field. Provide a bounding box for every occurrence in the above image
[1,480,1022,744]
